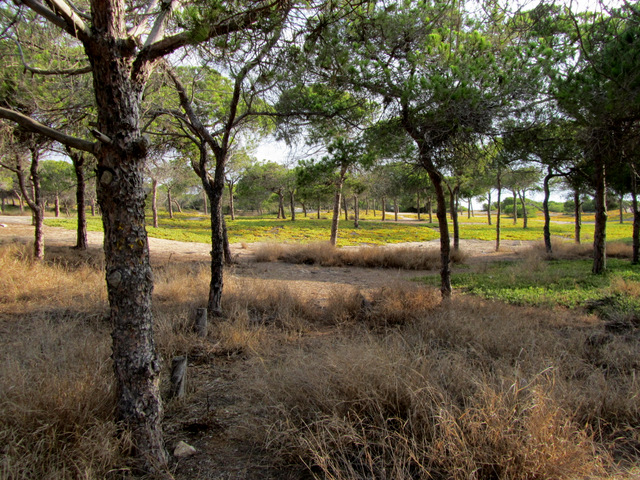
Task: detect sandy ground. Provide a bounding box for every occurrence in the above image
[0,214,535,297]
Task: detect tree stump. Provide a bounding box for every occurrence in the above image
[169,356,187,399]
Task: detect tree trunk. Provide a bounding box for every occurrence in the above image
[467,198,471,219]
[302,202,307,217]
[343,196,348,221]
[543,169,553,254]
[317,196,321,219]
[353,194,359,228]
[173,199,182,213]
[228,184,235,220]
[151,179,159,228]
[222,215,232,265]
[167,188,173,219]
[277,191,285,219]
[90,34,167,471]
[203,189,208,216]
[592,154,607,274]
[448,185,460,251]
[17,149,45,260]
[393,197,398,222]
[619,193,624,224]
[289,191,295,221]
[427,196,433,224]
[70,150,88,250]
[381,196,386,221]
[330,165,347,246]
[417,191,421,220]
[632,164,639,264]
[54,194,60,217]
[512,189,517,224]
[574,189,581,244]
[91,198,96,216]
[496,171,502,252]
[518,190,528,229]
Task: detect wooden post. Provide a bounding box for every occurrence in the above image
[195,307,208,337]
[169,356,187,399]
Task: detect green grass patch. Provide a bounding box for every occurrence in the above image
[419,258,640,312]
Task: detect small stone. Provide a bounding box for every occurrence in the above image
[174,440,197,458]
[0,224,6,228]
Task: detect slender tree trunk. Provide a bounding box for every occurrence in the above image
[173,199,182,213]
[343,196,348,221]
[228,184,235,220]
[302,202,307,217]
[54,194,60,217]
[354,194,359,228]
[16,149,44,260]
[417,190,421,220]
[167,188,173,218]
[427,196,433,224]
[619,193,624,224]
[381,196,386,221]
[574,189,582,244]
[90,198,96,216]
[518,190,528,229]
[592,154,607,274]
[394,197,398,221]
[289,191,295,221]
[448,185,460,251]
[151,179,159,228]
[428,168,451,298]
[330,165,347,246]
[632,164,639,264]
[222,215,232,265]
[203,189,208,216]
[512,189,517,224]
[277,191,285,219]
[70,150,88,250]
[365,197,369,216]
[317,196,321,219]
[543,169,553,254]
[467,198,471,219]
[496,171,502,252]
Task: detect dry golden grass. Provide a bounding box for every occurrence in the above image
[254,242,467,270]
[2,242,639,479]
[253,296,639,480]
[0,244,124,479]
[522,239,632,261]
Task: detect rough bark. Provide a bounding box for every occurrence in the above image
[88,28,167,471]
[381,196,386,221]
[343,195,348,221]
[393,197,398,222]
[54,195,60,217]
[289,190,296,221]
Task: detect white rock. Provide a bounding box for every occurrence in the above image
[174,440,197,458]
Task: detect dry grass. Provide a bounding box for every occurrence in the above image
[0,244,125,479]
[254,242,467,270]
[254,297,639,480]
[522,239,632,261]
[2,241,639,479]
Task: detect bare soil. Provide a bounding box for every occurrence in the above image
[0,214,533,298]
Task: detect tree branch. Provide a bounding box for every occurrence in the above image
[14,39,91,75]
[0,107,96,153]
[21,0,90,42]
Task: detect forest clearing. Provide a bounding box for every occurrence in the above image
[1,214,639,479]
